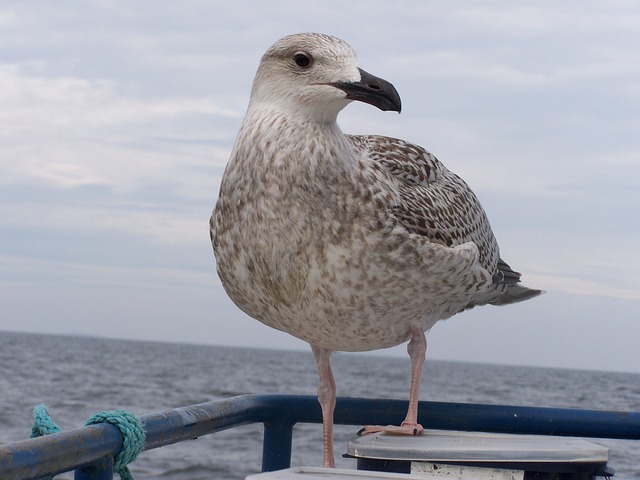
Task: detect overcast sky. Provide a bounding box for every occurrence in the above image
[1,1,639,373]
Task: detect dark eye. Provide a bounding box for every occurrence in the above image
[293,52,311,68]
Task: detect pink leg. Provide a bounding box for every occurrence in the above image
[312,346,336,468]
[359,326,426,436]
[401,326,426,430]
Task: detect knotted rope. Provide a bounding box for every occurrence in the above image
[31,404,146,480]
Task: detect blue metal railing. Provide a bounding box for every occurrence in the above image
[2,394,640,480]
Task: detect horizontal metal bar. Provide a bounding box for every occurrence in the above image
[2,395,639,480]
[0,424,122,480]
[334,397,640,439]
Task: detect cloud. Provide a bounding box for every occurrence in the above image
[0,254,212,290]
[0,64,236,193]
[527,273,640,302]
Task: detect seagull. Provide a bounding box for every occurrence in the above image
[210,33,542,468]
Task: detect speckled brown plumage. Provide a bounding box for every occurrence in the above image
[210,33,542,467]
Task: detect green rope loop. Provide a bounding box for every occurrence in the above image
[31,404,146,480]
[85,410,145,480]
[31,404,61,438]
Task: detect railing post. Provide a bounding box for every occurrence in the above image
[74,456,114,480]
[261,418,294,472]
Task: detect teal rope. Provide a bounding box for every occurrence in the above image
[31,404,146,480]
[30,405,62,480]
[31,404,61,438]
[85,410,145,480]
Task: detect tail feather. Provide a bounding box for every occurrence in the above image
[491,257,544,305]
[492,258,522,285]
[489,283,544,306]
[464,257,544,311]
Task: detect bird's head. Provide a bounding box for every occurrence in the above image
[249,33,401,122]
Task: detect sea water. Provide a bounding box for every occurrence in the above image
[1,331,638,479]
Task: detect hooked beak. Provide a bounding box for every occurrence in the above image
[333,68,402,113]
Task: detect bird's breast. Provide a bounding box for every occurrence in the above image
[211,117,490,351]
